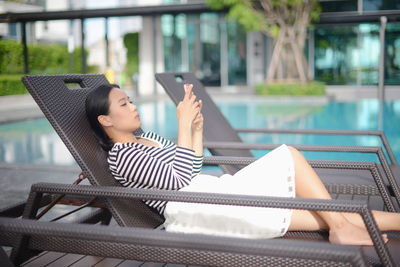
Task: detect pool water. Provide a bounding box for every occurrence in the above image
[0,98,399,166]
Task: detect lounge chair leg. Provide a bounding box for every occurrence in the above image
[100,208,112,225]
[10,191,44,265]
[0,247,15,267]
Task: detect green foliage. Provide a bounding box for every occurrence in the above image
[0,40,97,95]
[123,32,139,79]
[207,0,266,32]
[227,2,265,32]
[27,43,69,74]
[207,0,322,33]
[0,74,27,96]
[255,81,326,96]
[0,40,24,74]
[0,40,94,75]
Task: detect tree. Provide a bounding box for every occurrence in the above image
[207,0,321,84]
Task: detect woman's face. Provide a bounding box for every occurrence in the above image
[101,88,141,133]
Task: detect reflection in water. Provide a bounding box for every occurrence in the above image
[0,119,75,166]
[0,99,399,165]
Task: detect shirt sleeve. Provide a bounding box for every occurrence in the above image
[192,155,203,177]
[110,145,195,190]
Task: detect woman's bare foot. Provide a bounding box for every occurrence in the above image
[329,221,388,246]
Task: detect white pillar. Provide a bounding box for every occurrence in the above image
[247,32,265,86]
[138,15,164,96]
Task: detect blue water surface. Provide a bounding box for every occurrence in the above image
[0,98,399,166]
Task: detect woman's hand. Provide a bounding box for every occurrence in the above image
[176,83,200,150]
[176,84,200,127]
[192,100,203,132]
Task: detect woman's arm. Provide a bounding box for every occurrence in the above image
[109,145,195,190]
[176,84,200,151]
[191,100,203,157]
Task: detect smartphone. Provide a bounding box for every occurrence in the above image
[183,83,190,92]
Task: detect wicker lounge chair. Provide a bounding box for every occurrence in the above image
[155,72,400,212]
[1,74,397,266]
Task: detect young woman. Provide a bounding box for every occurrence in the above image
[85,83,400,245]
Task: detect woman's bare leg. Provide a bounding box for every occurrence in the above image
[286,146,392,245]
[343,211,400,231]
[289,210,400,232]
[288,210,328,231]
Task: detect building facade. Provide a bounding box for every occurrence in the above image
[0,0,399,97]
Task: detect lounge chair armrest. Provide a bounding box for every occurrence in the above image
[0,216,370,267]
[234,128,397,165]
[25,182,395,266]
[29,182,368,212]
[203,148,400,210]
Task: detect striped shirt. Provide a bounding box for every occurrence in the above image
[108,131,203,214]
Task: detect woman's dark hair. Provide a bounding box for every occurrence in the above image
[85,83,120,151]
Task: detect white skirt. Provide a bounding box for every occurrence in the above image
[163,144,296,239]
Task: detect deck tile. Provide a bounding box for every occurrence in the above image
[140,262,166,267]
[22,251,65,267]
[69,255,104,266]
[46,253,86,267]
[94,257,124,267]
[116,259,143,267]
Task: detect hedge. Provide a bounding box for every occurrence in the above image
[0,40,95,74]
[0,74,27,96]
[255,81,325,96]
[123,32,139,82]
[0,40,96,95]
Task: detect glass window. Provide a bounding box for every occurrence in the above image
[185,13,221,86]
[8,23,18,39]
[385,23,400,85]
[359,24,380,85]
[319,0,358,12]
[314,24,385,85]
[163,12,247,87]
[198,13,221,86]
[162,14,182,72]
[315,25,359,85]
[363,0,400,11]
[227,21,247,85]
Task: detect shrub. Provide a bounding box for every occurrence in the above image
[0,40,98,95]
[0,40,24,74]
[0,74,27,96]
[254,81,325,96]
[123,32,139,81]
[0,40,96,75]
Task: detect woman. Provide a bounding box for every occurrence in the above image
[85,83,400,245]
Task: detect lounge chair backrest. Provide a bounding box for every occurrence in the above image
[155,72,252,174]
[22,74,163,228]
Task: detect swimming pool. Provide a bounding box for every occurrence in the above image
[0,98,399,166]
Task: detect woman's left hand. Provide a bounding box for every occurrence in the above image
[192,100,203,132]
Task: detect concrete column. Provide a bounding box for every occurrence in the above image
[220,21,228,87]
[247,32,266,86]
[378,16,387,102]
[138,15,164,96]
[308,29,314,80]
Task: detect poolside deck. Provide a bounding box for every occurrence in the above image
[21,251,188,267]
[4,247,194,267]
[1,93,400,266]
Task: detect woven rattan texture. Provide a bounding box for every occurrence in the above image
[22,74,163,228]
[28,237,356,267]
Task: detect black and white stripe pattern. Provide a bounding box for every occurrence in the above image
[108,131,203,214]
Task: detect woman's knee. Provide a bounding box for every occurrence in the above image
[287,145,298,155]
[287,145,304,162]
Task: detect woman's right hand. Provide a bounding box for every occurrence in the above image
[176,84,200,127]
